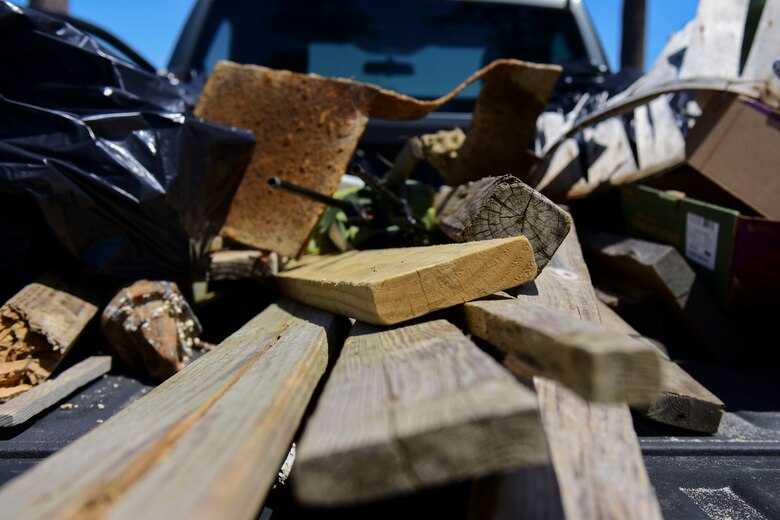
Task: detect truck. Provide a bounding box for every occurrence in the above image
[1,1,778,518]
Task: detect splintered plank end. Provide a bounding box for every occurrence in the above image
[275,236,537,325]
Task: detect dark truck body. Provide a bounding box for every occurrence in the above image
[2,1,779,518]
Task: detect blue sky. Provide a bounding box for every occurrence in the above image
[26,0,699,73]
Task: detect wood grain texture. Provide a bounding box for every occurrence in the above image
[294,319,547,506]
[463,300,661,403]
[275,236,537,325]
[0,356,111,427]
[597,301,724,433]
[0,300,349,520]
[471,227,662,520]
[437,175,572,271]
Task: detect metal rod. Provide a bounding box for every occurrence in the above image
[268,176,369,221]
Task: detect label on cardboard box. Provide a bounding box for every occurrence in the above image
[685,212,719,270]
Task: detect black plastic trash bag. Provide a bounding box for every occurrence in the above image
[0,2,255,289]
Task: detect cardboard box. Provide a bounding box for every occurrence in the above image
[686,94,780,221]
[621,184,780,309]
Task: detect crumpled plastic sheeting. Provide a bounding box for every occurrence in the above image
[0,2,255,286]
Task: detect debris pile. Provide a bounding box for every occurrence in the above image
[2,1,779,518]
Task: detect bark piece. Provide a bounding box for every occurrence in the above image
[294,319,546,506]
[437,175,572,271]
[0,300,349,520]
[101,280,205,380]
[274,236,537,326]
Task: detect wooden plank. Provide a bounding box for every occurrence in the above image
[0,356,111,428]
[0,275,99,402]
[742,0,780,103]
[580,231,743,361]
[275,236,537,325]
[633,97,686,173]
[437,175,572,271]
[463,300,661,403]
[293,319,547,506]
[471,228,662,520]
[207,250,279,281]
[0,300,349,520]
[678,0,749,80]
[582,117,637,189]
[597,301,724,433]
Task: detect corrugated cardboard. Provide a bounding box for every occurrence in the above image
[622,184,780,309]
[687,93,780,221]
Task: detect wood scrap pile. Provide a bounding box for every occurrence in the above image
[0,31,740,516]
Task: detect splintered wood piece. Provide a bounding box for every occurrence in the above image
[102,280,205,380]
[470,227,662,520]
[194,59,559,256]
[207,250,279,281]
[0,300,349,520]
[463,300,661,403]
[0,356,111,428]
[275,236,537,325]
[437,175,572,271]
[597,301,724,433]
[0,275,98,402]
[294,319,547,507]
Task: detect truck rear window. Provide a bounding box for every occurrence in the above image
[189,0,588,104]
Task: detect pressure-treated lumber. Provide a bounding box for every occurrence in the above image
[463,299,661,403]
[437,175,572,271]
[294,319,547,506]
[0,356,111,427]
[0,275,98,403]
[0,300,348,520]
[275,236,537,325]
[597,301,724,433]
[471,228,662,520]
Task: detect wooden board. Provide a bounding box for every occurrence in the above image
[471,228,662,520]
[0,356,111,427]
[633,97,686,174]
[463,299,661,403]
[0,300,349,520]
[293,319,547,506]
[275,236,537,325]
[597,301,724,433]
[207,250,278,281]
[437,175,572,271]
[580,231,743,361]
[679,0,749,80]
